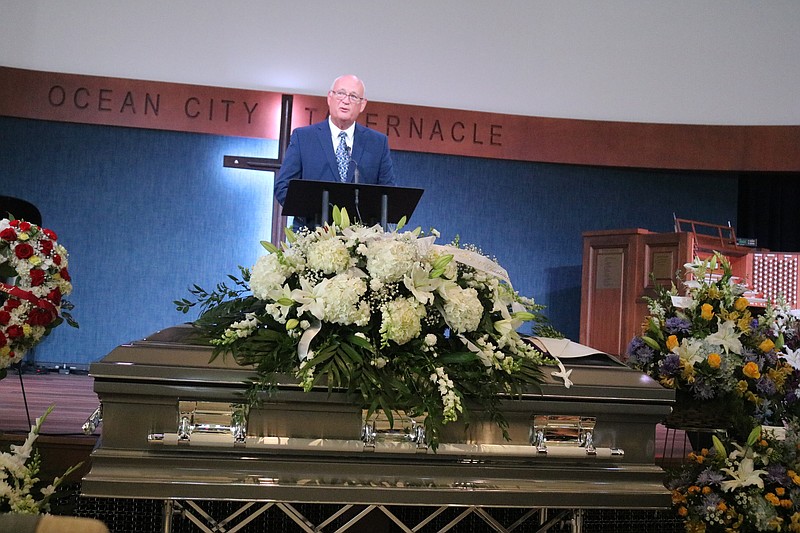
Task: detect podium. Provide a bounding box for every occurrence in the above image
[580,221,800,358]
[282,179,423,230]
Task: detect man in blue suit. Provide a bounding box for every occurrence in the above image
[274,74,396,230]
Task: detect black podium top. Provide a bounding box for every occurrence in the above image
[282,180,423,227]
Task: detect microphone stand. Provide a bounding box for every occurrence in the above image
[349,154,364,224]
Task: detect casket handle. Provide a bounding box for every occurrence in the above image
[82,403,103,435]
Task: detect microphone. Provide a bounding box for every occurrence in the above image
[346,146,360,184]
[352,158,360,184]
[348,153,363,223]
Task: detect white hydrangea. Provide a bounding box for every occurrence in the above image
[362,238,419,283]
[305,236,351,274]
[250,254,292,300]
[319,274,370,326]
[380,297,425,345]
[280,246,306,272]
[440,285,483,333]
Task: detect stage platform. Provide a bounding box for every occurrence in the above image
[0,370,689,532]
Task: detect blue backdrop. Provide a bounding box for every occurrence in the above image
[0,116,738,367]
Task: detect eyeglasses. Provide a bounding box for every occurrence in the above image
[331,90,364,104]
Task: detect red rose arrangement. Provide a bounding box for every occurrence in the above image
[0,218,74,377]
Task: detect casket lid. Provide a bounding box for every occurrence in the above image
[91,325,673,405]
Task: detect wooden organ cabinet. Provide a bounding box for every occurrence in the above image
[579,219,800,358]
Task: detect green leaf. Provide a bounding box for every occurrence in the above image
[339,342,364,364]
[511,311,536,322]
[432,254,453,271]
[647,318,665,340]
[437,351,479,364]
[340,207,351,228]
[776,332,785,351]
[430,267,445,279]
[712,434,727,458]
[332,206,342,227]
[0,263,17,278]
[284,226,297,243]
[396,216,407,231]
[747,425,762,447]
[346,334,375,353]
[307,346,336,367]
[260,240,280,254]
[641,336,662,352]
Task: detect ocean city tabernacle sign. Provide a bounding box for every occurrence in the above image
[1,66,799,171]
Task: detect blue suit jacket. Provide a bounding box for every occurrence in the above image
[274,120,396,206]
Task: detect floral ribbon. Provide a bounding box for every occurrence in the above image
[432,244,511,286]
[297,319,321,361]
[0,282,58,316]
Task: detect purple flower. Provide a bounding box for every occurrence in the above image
[665,317,692,335]
[692,378,717,400]
[785,386,800,405]
[701,492,723,511]
[626,337,655,366]
[764,464,789,486]
[697,467,726,485]
[743,350,761,364]
[666,469,698,489]
[659,353,682,377]
[764,350,779,366]
[757,376,778,398]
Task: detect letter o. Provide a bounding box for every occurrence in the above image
[48,85,66,107]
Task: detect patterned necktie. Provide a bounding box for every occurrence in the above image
[335,131,348,182]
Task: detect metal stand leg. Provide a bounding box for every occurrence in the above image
[15,362,31,428]
[162,499,174,533]
[572,509,584,533]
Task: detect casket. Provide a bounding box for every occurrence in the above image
[82,325,674,510]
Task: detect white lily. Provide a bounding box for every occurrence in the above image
[720,456,766,492]
[706,319,743,354]
[403,265,442,305]
[673,337,706,365]
[341,223,383,244]
[779,346,800,370]
[290,277,327,320]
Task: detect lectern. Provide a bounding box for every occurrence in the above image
[282,179,423,230]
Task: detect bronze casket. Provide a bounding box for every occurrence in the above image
[82,325,674,509]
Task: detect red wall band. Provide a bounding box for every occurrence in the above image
[2,66,799,172]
